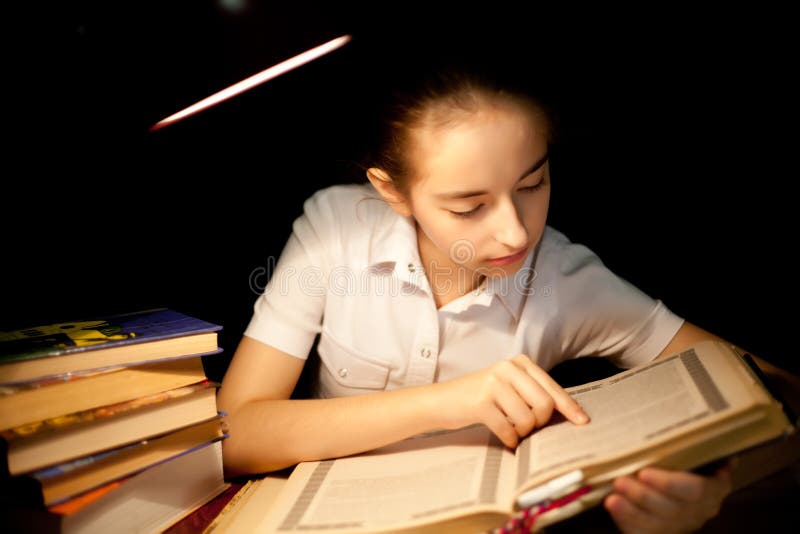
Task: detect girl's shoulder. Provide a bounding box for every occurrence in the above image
[304,182,390,222]
[298,183,401,250]
[538,226,606,276]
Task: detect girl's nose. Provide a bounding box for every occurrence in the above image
[493,200,528,249]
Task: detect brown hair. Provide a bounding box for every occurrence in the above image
[364,64,557,193]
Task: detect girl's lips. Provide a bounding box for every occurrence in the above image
[486,247,528,266]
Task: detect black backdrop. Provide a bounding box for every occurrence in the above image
[4,3,795,379]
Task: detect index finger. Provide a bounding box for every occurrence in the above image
[512,355,590,425]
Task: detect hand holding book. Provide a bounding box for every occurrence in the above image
[603,462,735,534]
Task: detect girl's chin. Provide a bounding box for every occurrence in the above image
[473,263,523,280]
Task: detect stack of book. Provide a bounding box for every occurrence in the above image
[1,308,230,533]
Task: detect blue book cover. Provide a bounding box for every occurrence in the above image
[0,308,222,364]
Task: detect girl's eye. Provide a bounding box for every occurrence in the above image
[450,204,483,218]
[518,179,546,193]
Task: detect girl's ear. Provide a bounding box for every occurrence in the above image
[366,168,412,217]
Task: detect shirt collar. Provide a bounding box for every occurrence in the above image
[369,211,427,288]
[439,257,532,321]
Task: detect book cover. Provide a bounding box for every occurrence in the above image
[6,439,229,534]
[2,381,220,476]
[37,421,227,507]
[0,308,222,363]
[1,380,216,442]
[0,357,208,432]
[0,309,222,385]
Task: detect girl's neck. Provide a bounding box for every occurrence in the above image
[416,226,483,309]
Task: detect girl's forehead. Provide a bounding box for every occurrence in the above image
[416,104,545,153]
[409,106,548,190]
[415,97,547,144]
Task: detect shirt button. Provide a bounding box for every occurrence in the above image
[338,368,348,378]
[407,263,415,273]
[420,347,432,358]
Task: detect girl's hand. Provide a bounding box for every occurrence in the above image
[605,461,734,533]
[436,354,589,447]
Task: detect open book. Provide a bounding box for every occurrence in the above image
[255,341,796,533]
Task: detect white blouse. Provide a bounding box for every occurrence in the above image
[244,183,684,398]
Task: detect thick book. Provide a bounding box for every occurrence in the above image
[253,341,796,533]
[10,417,226,506]
[6,439,229,534]
[0,357,208,431]
[1,380,220,476]
[0,308,222,385]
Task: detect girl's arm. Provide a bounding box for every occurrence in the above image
[654,321,726,357]
[657,321,800,405]
[217,336,445,476]
[216,336,588,477]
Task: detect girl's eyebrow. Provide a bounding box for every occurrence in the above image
[435,152,549,200]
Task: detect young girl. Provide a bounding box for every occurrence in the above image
[218,66,742,532]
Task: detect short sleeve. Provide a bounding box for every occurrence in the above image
[549,237,684,368]
[243,190,335,359]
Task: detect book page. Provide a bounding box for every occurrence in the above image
[515,343,766,490]
[258,425,517,533]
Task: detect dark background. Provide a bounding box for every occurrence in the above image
[4,2,795,379]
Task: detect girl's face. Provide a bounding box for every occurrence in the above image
[406,102,550,282]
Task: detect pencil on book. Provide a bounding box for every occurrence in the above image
[516,469,584,509]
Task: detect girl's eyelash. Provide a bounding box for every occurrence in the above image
[450,205,483,218]
[518,179,547,193]
[449,180,546,218]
